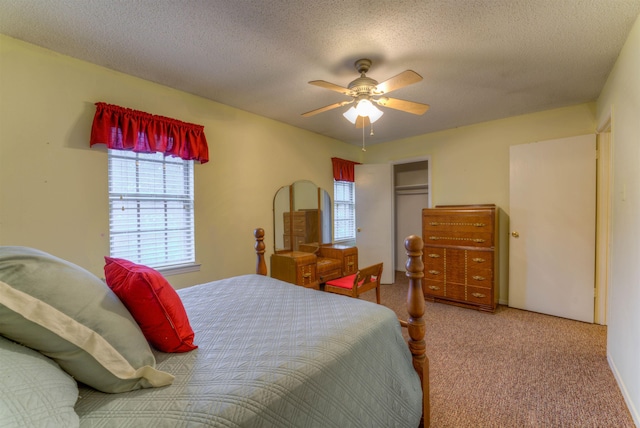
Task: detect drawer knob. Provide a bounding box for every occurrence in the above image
[428,270,440,275]
[472,275,486,281]
[428,285,441,291]
[472,258,486,263]
[428,253,440,258]
[471,292,486,298]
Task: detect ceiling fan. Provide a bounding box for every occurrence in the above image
[302,58,430,128]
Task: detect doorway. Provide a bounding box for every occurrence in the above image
[355,158,430,284]
[394,159,431,270]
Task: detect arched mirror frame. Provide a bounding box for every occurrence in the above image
[273,180,332,253]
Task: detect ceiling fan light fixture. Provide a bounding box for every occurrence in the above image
[367,104,383,123]
[355,98,375,116]
[303,58,428,130]
[343,99,384,125]
[343,106,359,124]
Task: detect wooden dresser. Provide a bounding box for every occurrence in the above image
[271,245,358,289]
[422,204,499,312]
[283,210,318,251]
[317,244,358,277]
[271,251,319,289]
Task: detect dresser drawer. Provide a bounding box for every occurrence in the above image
[297,262,318,288]
[424,266,444,280]
[423,279,445,297]
[343,254,358,275]
[466,285,493,306]
[424,247,445,263]
[467,266,493,286]
[467,250,493,267]
[423,231,494,248]
[423,213,493,233]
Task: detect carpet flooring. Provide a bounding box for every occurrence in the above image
[358,272,635,428]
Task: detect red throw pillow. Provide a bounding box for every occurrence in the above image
[104,257,197,353]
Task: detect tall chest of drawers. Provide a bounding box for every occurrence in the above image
[422,204,499,312]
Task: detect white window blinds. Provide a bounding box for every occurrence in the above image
[108,150,194,269]
[333,180,356,241]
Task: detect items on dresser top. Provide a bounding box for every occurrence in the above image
[422,204,499,312]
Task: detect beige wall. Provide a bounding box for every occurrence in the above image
[596,13,640,426]
[2,26,639,424]
[363,103,597,304]
[0,35,360,288]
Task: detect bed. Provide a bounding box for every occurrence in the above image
[0,229,429,427]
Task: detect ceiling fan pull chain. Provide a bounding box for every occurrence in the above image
[361,124,366,151]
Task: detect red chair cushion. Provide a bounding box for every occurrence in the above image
[104,257,197,353]
[325,274,357,289]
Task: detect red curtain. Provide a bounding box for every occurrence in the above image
[90,102,209,163]
[331,157,360,182]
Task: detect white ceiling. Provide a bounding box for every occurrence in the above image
[1,0,639,146]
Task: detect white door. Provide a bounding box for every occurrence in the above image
[355,163,394,284]
[509,135,596,323]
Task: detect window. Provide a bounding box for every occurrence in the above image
[108,150,195,270]
[333,180,356,241]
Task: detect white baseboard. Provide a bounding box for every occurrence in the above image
[608,352,640,427]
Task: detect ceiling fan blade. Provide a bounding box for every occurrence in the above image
[301,100,352,117]
[308,80,351,95]
[374,70,423,94]
[355,116,371,129]
[376,97,430,115]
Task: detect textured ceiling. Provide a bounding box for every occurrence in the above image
[1,0,639,146]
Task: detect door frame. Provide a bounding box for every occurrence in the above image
[595,117,612,325]
[392,156,432,269]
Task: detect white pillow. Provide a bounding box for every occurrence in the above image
[0,246,174,393]
[0,335,79,427]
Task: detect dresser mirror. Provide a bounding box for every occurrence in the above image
[273,180,332,253]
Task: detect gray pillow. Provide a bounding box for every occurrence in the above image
[0,246,174,393]
[0,335,79,427]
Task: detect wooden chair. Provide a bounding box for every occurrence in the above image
[324,263,383,304]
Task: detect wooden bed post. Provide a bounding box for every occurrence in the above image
[254,228,267,276]
[405,234,430,428]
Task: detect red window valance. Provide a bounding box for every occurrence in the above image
[331,157,361,182]
[90,102,209,163]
